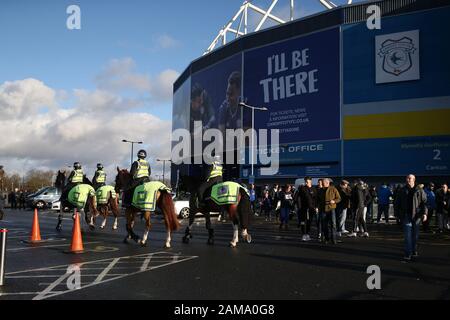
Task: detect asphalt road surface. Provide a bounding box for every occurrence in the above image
[0,208,449,300]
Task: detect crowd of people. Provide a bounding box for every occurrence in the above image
[248,176,450,260]
[2,189,29,210]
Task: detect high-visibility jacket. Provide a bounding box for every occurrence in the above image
[70,169,84,183]
[133,159,150,179]
[68,184,96,209]
[208,162,223,181]
[95,170,106,184]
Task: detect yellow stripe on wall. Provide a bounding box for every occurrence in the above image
[344,109,450,140]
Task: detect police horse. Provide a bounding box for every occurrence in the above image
[56,176,99,231]
[94,185,121,230]
[115,168,180,248]
[178,175,252,248]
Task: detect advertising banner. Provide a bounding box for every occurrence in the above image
[243,27,340,144]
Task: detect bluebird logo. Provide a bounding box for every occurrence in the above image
[378,37,416,76]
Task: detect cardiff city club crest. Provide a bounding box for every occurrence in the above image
[378,36,417,76]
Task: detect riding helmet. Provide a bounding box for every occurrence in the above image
[73,162,82,170]
[137,149,147,159]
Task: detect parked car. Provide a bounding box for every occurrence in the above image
[173,192,190,219]
[27,186,61,209]
[51,199,70,212]
[172,191,220,219]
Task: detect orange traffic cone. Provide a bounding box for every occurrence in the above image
[66,210,84,254]
[29,208,42,243]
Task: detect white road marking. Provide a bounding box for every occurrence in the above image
[37,255,198,300]
[93,258,120,284]
[32,272,72,300]
[3,251,198,300]
[140,257,152,271]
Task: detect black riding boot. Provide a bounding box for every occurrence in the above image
[207,228,214,245]
[56,215,63,231]
[182,226,192,243]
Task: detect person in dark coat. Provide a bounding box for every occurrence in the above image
[349,180,370,237]
[295,177,318,241]
[278,184,294,230]
[435,183,449,233]
[395,174,428,261]
[336,180,351,236]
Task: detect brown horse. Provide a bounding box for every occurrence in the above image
[115,168,180,248]
[95,186,121,230]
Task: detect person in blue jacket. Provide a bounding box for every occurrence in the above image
[377,183,393,224]
[423,182,436,232]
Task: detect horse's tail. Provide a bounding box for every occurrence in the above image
[161,192,180,232]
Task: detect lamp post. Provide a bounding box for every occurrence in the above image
[156,159,171,184]
[122,140,143,166]
[239,102,268,180]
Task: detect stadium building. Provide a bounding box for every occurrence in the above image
[171,0,450,186]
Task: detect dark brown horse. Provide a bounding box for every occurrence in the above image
[55,170,67,192]
[56,176,98,231]
[115,168,180,248]
[178,175,252,248]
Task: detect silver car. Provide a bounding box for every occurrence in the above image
[28,187,61,209]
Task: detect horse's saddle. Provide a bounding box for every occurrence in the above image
[132,181,171,212]
[210,182,249,206]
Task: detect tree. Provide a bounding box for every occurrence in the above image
[24,169,54,192]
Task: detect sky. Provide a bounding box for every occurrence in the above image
[0,0,364,182]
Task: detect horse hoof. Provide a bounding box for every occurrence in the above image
[89,224,95,231]
[182,235,190,244]
[164,243,171,249]
[207,238,214,245]
[113,226,118,230]
[56,224,62,231]
[100,225,105,229]
[123,237,130,244]
[244,234,252,243]
[229,242,237,248]
[140,241,147,247]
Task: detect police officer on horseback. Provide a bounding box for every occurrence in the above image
[68,162,84,185]
[93,163,106,190]
[197,155,223,205]
[57,162,86,231]
[121,149,151,208]
[130,149,151,187]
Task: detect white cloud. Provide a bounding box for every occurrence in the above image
[94,57,179,103]
[150,69,180,101]
[0,78,57,120]
[0,77,172,183]
[155,34,180,49]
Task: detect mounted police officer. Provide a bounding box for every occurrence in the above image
[93,163,106,190]
[68,162,84,185]
[57,162,86,230]
[123,149,152,207]
[197,155,223,205]
[130,149,151,186]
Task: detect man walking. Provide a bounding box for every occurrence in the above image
[317,178,340,244]
[336,180,351,236]
[395,174,428,261]
[296,177,318,241]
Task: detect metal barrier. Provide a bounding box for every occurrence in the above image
[0,228,7,286]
